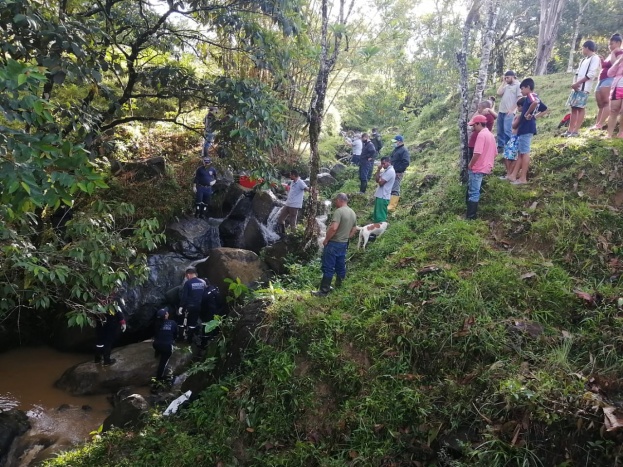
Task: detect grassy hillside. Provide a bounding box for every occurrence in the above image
[47,74,623,466]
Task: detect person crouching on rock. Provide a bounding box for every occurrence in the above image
[193,157,217,218]
[153,307,177,382]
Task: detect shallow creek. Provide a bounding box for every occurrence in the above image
[0,347,117,465]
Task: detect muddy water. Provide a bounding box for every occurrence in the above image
[0,347,113,465]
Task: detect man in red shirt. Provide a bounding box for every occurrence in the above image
[466,115,497,220]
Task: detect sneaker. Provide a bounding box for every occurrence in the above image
[567,132,579,138]
[498,175,507,180]
[103,359,117,366]
[560,131,569,137]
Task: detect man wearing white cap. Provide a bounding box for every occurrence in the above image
[466,115,496,220]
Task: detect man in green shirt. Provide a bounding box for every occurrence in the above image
[313,193,357,296]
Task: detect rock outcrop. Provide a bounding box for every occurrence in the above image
[196,247,270,294]
[55,341,193,396]
[0,409,30,465]
[102,394,149,432]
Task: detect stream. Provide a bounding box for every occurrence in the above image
[0,347,126,466]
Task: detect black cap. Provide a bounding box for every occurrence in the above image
[504,70,515,77]
[185,266,197,274]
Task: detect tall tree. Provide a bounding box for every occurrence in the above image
[457,0,483,182]
[565,0,591,73]
[534,0,567,75]
[303,0,353,247]
[470,0,502,115]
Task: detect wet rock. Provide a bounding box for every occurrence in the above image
[56,404,70,412]
[330,163,347,179]
[55,341,193,396]
[166,216,221,259]
[195,248,270,295]
[110,157,166,181]
[319,167,330,174]
[263,240,294,275]
[219,217,247,249]
[121,253,191,335]
[251,190,279,224]
[221,183,251,217]
[317,173,338,187]
[102,394,149,432]
[0,409,30,464]
[243,218,267,254]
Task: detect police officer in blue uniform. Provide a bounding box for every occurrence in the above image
[178,267,206,343]
[153,307,178,382]
[193,157,217,218]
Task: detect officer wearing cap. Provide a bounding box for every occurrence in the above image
[153,307,178,382]
[193,157,218,218]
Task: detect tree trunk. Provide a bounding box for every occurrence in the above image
[470,0,501,115]
[303,0,350,248]
[534,0,567,75]
[566,0,590,73]
[457,0,483,183]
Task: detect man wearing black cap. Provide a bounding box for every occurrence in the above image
[496,71,521,153]
[388,135,410,211]
[193,157,218,219]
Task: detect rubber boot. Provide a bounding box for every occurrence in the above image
[466,201,479,220]
[359,180,367,193]
[194,203,201,218]
[335,277,343,288]
[388,195,400,212]
[312,276,333,296]
[201,204,209,219]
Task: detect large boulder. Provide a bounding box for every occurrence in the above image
[166,216,221,259]
[195,248,270,294]
[317,173,338,187]
[102,394,149,432]
[121,253,191,334]
[110,157,166,181]
[263,240,293,275]
[243,218,267,254]
[330,163,347,179]
[219,217,247,249]
[251,190,280,224]
[55,341,193,395]
[0,409,30,465]
[220,183,251,217]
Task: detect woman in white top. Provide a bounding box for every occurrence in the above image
[566,40,600,137]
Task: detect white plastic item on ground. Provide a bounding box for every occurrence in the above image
[163,390,192,416]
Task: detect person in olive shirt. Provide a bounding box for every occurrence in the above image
[313,193,357,296]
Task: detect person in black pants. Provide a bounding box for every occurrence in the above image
[94,299,126,366]
[179,267,206,343]
[193,157,218,218]
[153,307,178,381]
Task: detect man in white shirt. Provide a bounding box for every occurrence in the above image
[277,170,310,234]
[566,40,600,137]
[372,157,396,222]
[496,70,522,153]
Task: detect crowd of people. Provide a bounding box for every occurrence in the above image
[467,34,622,220]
